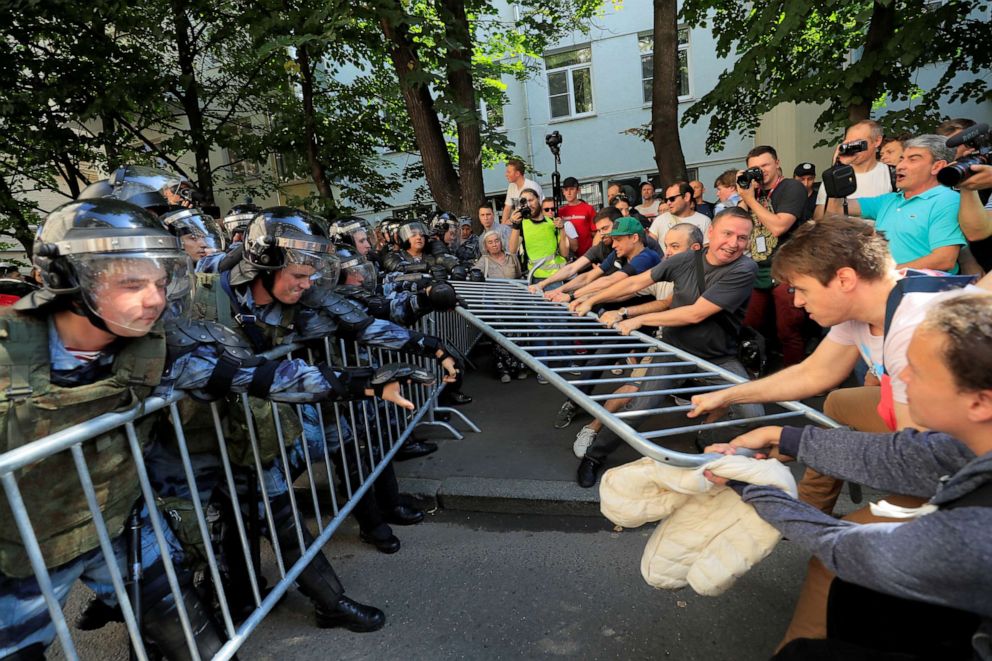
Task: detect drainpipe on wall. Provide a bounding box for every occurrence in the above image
[513,4,537,171]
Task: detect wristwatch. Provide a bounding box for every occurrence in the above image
[618,307,628,319]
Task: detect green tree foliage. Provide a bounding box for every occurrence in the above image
[680,0,992,153]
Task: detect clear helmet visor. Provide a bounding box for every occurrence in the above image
[68,253,191,336]
[341,260,378,294]
[164,210,226,261]
[283,246,341,292]
[109,166,195,208]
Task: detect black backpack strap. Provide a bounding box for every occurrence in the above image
[219,270,269,352]
[883,271,977,337]
[887,164,897,192]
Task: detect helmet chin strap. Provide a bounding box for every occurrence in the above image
[71,298,116,335]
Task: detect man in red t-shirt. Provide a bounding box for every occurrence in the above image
[557,176,597,258]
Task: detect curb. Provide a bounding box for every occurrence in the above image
[398,476,602,517]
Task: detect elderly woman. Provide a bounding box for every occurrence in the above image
[473,230,521,279]
[473,230,528,382]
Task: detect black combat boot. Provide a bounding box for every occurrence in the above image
[269,494,385,632]
[141,584,232,661]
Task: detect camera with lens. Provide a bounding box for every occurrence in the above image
[838,139,869,157]
[938,122,992,187]
[516,197,532,219]
[545,131,562,154]
[737,167,763,189]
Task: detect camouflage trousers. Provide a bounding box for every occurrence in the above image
[0,502,183,657]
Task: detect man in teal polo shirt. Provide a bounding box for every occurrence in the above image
[827,134,965,273]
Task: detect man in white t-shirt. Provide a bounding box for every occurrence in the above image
[813,120,895,219]
[647,181,711,243]
[686,216,990,513]
[501,158,544,225]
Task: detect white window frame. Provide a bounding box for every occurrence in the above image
[478,98,505,132]
[639,28,692,105]
[544,46,595,121]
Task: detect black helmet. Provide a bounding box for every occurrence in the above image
[329,216,373,254]
[233,206,339,289]
[76,178,115,200]
[397,221,428,251]
[20,198,190,335]
[333,243,378,294]
[106,165,199,215]
[160,208,226,262]
[428,211,457,236]
[222,200,262,240]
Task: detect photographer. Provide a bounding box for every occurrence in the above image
[941,121,992,271]
[501,159,543,226]
[813,120,894,220]
[507,188,568,281]
[825,135,966,273]
[737,145,810,366]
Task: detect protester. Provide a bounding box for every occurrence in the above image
[705,292,992,661]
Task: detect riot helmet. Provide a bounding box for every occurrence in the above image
[236,207,340,300]
[428,211,458,237]
[397,221,428,252]
[76,178,115,200]
[106,165,199,214]
[222,200,262,242]
[329,216,373,257]
[23,198,191,336]
[334,244,378,294]
[161,208,226,262]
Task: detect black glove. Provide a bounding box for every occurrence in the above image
[371,362,436,397]
[426,281,457,310]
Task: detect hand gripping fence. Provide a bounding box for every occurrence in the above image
[0,312,480,661]
[451,279,839,468]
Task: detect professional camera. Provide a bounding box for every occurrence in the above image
[737,167,763,188]
[938,122,992,187]
[516,197,532,219]
[545,131,562,154]
[838,139,869,157]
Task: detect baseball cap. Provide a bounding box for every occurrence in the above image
[608,217,644,237]
[793,162,816,177]
[562,176,579,188]
[458,216,472,227]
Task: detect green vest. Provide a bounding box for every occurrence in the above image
[182,273,303,467]
[521,218,566,278]
[0,308,165,577]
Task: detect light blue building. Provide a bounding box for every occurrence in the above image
[359,0,750,217]
[354,0,991,219]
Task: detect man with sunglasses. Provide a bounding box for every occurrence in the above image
[648,182,712,243]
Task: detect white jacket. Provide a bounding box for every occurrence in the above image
[599,455,797,596]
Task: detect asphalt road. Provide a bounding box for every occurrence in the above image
[54,510,809,661]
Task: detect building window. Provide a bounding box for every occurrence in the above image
[639,28,690,104]
[227,147,261,179]
[544,46,593,120]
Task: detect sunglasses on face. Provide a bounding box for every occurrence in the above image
[664,195,682,203]
[543,206,555,212]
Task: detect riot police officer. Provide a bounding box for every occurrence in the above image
[0,199,226,659]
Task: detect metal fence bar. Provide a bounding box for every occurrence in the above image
[451,279,839,468]
[0,306,481,660]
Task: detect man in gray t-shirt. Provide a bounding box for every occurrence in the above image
[575,208,764,487]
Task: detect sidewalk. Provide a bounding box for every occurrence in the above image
[395,339,874,518]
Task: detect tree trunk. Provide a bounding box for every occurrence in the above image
[100,113,121,171]
[650,0,688,184]
[440,0,485,218]
[848,0,896,122]
[171,0,216,205]
[296,45,335,200]
[380,10,462,213]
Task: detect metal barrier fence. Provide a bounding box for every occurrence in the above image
[0,310,481,661]
[452,279,838,468]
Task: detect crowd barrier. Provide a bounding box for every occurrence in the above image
[0,310,482,661]
[452,279,839,467]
